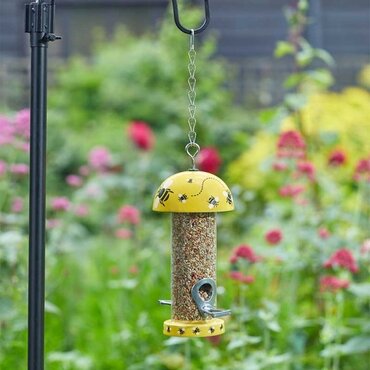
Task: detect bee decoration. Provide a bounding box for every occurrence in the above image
[157,187,174,206]
[187,178,193,183]
[223,190,233,205]
[208,196,219,209]
[178,194,188,203]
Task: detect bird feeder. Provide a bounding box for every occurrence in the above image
[153,170,234,337]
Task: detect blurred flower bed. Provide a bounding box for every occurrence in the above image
[1,3,369,370]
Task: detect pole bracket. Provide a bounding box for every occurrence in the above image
[25,0,61,42]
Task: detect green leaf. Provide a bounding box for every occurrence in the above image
[296,49,314,67]
[267,321,281,332]
[284,73,304,89]
[45,301,61,315]
[227,334,262,350]
[284,93,308,110]
[315,49,335,67]
[306,69,334,88]
[349,283,370,298]
[321,336,370,357]
[274,41,295,58]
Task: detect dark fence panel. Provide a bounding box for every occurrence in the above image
[1,0,369,109]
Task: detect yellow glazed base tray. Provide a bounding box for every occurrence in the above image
[163,318,225,337]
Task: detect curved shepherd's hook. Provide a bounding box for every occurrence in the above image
[171,0,210,34]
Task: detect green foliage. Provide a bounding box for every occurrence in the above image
[50,12,233,132]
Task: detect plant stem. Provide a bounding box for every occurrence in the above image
[332,292,344,370]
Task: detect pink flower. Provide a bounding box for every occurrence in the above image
[0,160,7,176]
[265,229,283,245]
[118,205,140,225]
[79,165,90,176]
[11,197,24,213]
[15,109,30,138]
[129,265,139,275]
[115,228,133,239]
[318,227,330,239]
[273,161,288,172]
[46,218,61,229]
[279,184,305,197]
[51,197,70,211]
[277,130,306,159]
[229,271,255,284]
[0,115,15,145]
[66,174,83,187]
[127,121,155,151]
[353,157,370,182]
[323,248,359,273]
[320,275,350,292]
[10,163,29,175]
[229,255,239,264]
[234,244,261,263]
[74,204,89,217]
[89,147,112,171]
[196,147,222,174]
[296,161,315,181]
[21,143,30,152]
[360,239,370,255]
[205,335,222,346]
[318,228,330,239]
[328,150,346,167]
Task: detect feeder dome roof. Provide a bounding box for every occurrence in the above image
[152,171,234,213]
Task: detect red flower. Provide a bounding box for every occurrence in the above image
[323,248,359,273]
[318,227,330,240]
[234,244,261,263]
[265,229,283,245]
[117,205,140,225]
[205,335,222,346]
[279,184,305,197]
[127,121,155,151]
[129,265,139,275]
[328,150,346,167]
[353,156,370,182]
[115,228,133,239]
[229,271,255,284]
[229,255,239,264]
[296,161,315,181]
[196,147,222,174]
[320,275,350,292]
[277,130,306,159]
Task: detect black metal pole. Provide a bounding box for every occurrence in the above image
[25,2,60,369]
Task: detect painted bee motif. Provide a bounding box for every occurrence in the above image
[157,187,174,206]
[178,194,188,203]
[208,196,219,209]
[187,178,193,183]
[223,190,233,205]
[154,179,173,208]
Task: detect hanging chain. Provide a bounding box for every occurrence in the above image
[185,29,200,170]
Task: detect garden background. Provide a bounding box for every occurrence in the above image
[1,0,370,369]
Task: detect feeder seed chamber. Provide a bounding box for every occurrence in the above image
[153,170,234,337]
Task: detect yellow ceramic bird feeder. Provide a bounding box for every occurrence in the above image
[153,1,234,337]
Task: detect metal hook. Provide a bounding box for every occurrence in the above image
[171,0,210,35]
